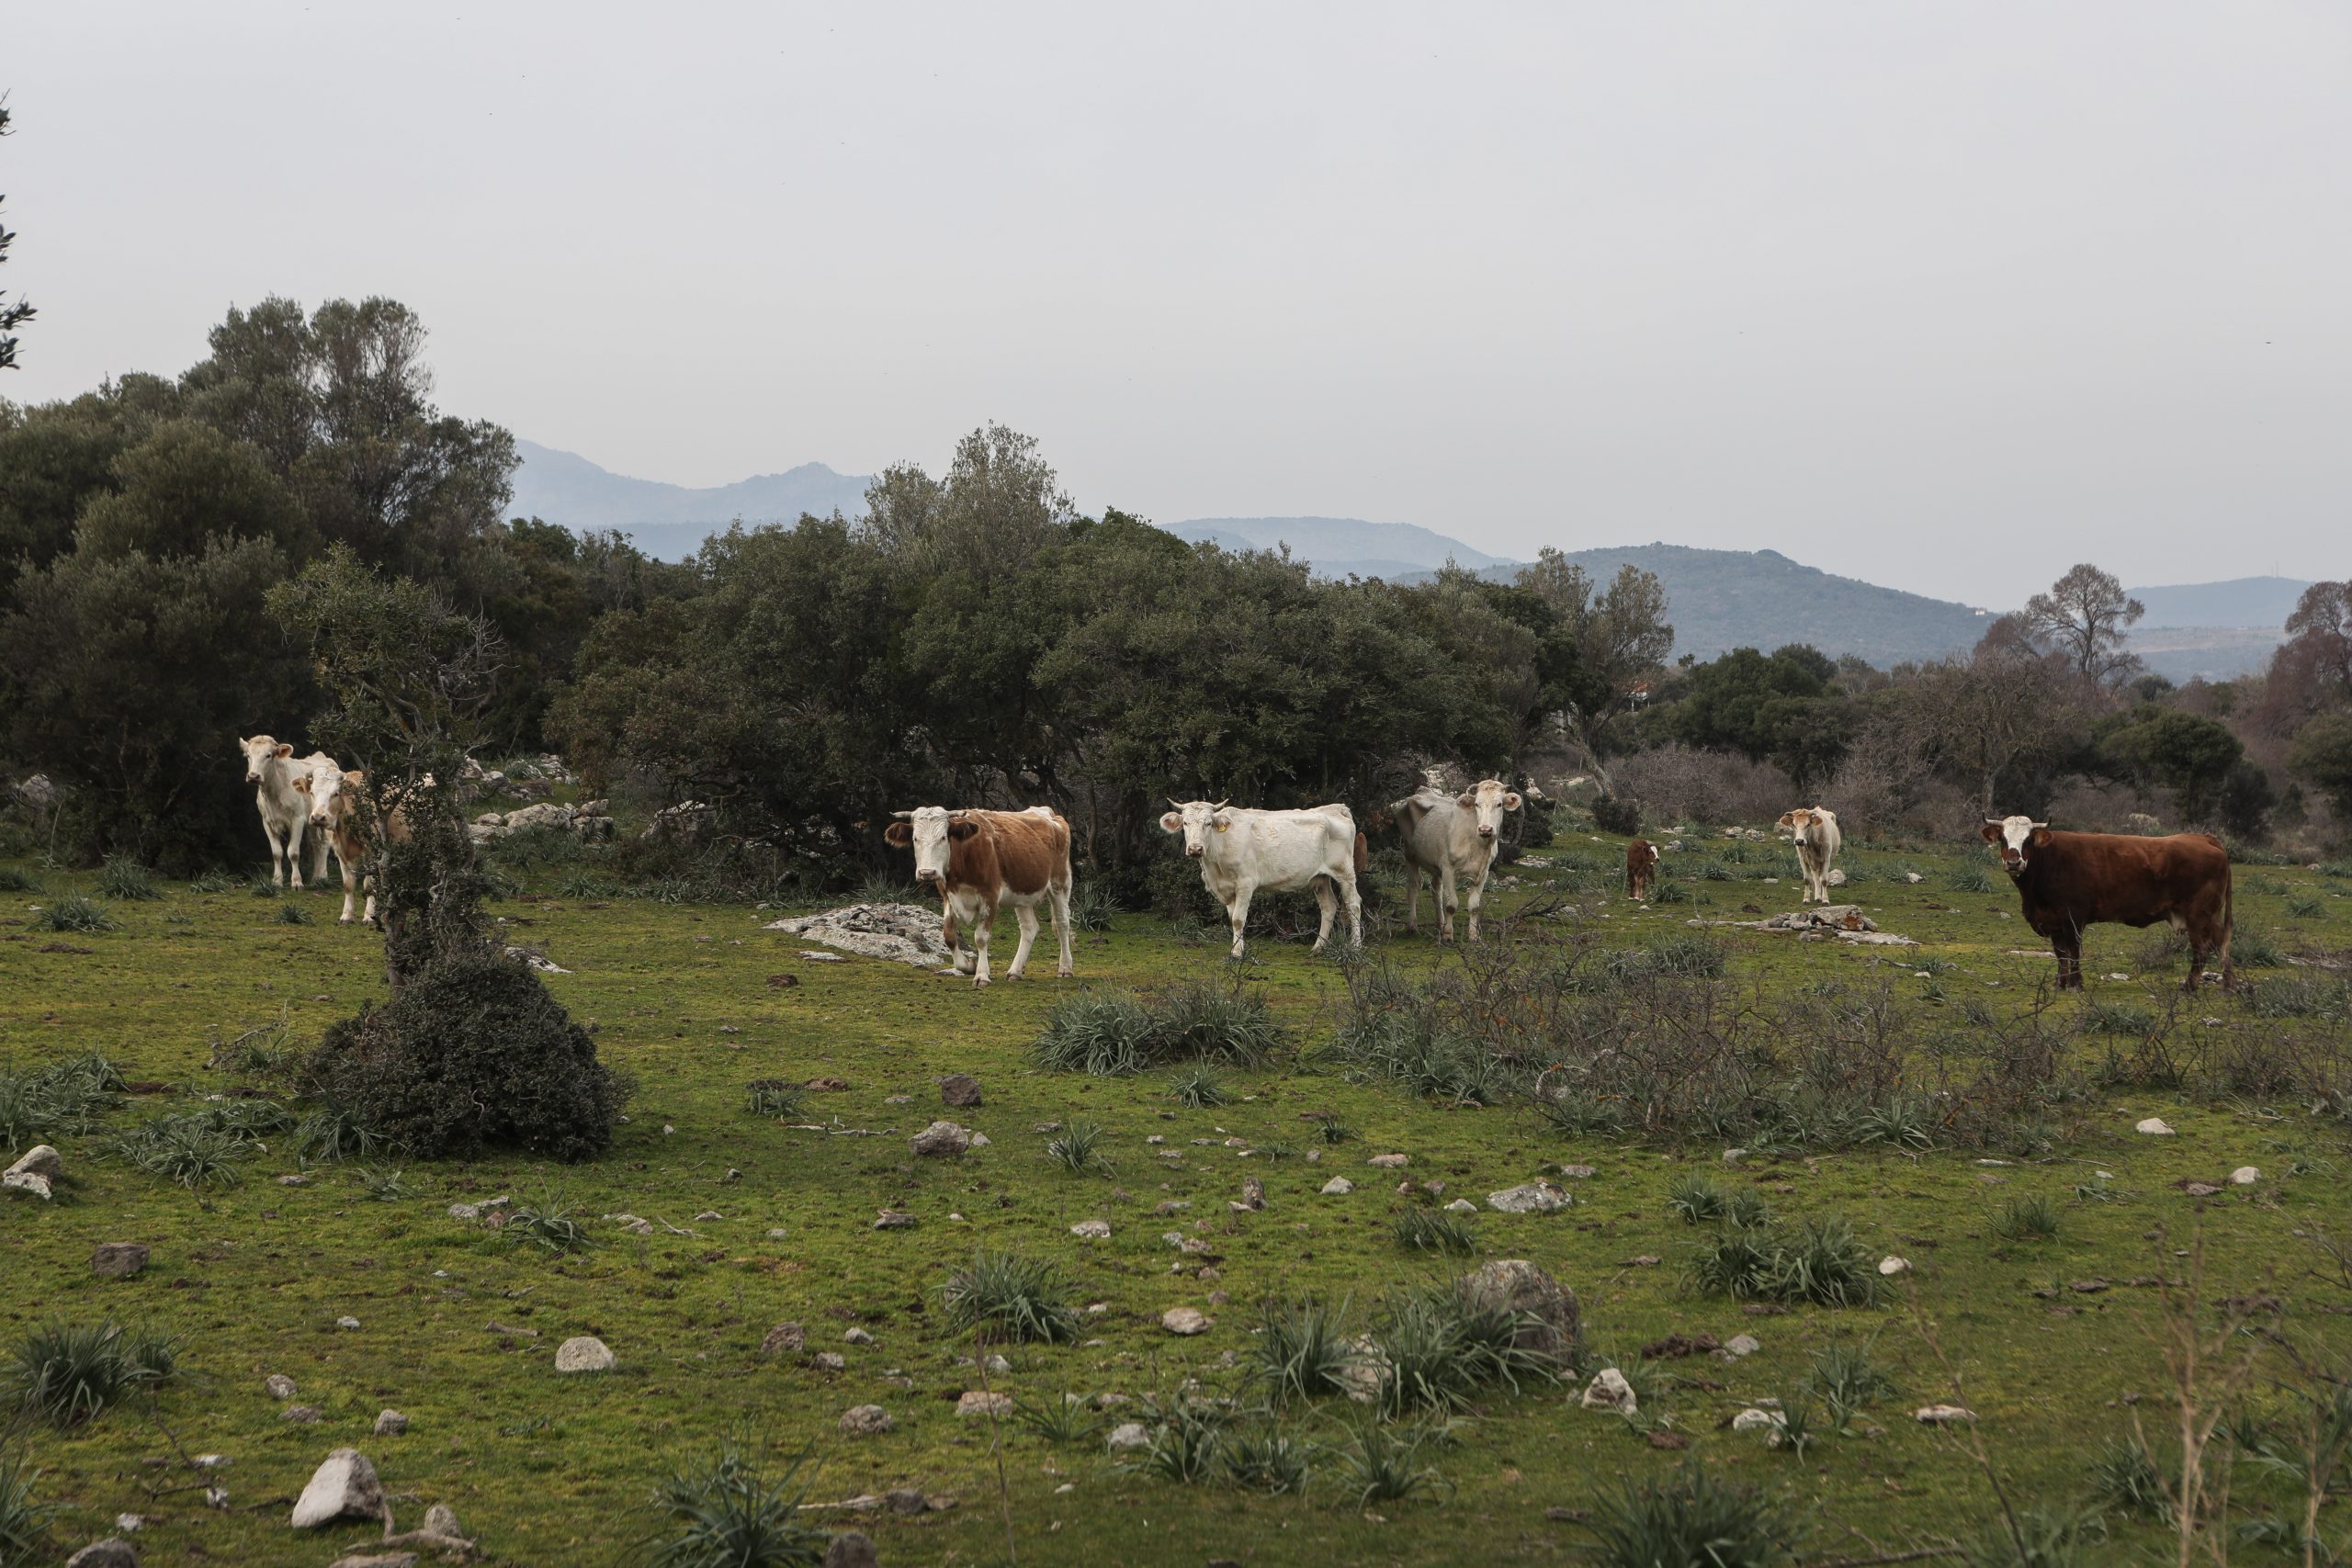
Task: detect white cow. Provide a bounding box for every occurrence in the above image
[1390,778,1523,942]
[1160,798,1365,959]
[1776,806,1843,905]
[239,735,340,888]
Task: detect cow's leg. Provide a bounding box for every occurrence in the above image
[284,818,307,890]
[337,849,360,924]
[1050,879,1075,977]
[2052,930,2084,990]
[263,819,288,886]
[1311,879,1339,950]
[1006,903,1039,981]
[360,869,379,928]
[969,897,996,987]
[307,822,330,887]
[1402,862,1421,934]
[942,904,975,976]
[1436,863,1458,943]
[1340,873,1363,948]
[1226,882,1256,959]
[1464,873,1486,942]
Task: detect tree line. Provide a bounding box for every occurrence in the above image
[4,294,2347,882]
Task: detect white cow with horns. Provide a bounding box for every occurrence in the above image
[1160,798,1366,960]
[1390,777,1523,942]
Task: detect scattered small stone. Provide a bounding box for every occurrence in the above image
[2182,1181,2224,1198]
[1557,1164,1597,1179]
[1319,1176,1354,1195]
[92,1243,149,1279]
[373,1409,408,1437]
[554,1336,615,1373]
[1444,1198,1477,1213]
[334,1315,361,1330]
[984,1353,1011,1374]
[910,1121,972,1156]
[814,1352,847,1371]
[2136,1118,2175,1135]
[265,1374,298,1400]
[885,1487,928,1514]
[1880,1256,1912,1276]
[1106,1421,1151,1452]
[692,1210,723,1222]
[1916,1404,1975,1424]
[325,1555,415,1568]
[1161,1307,1212,1336]
[1238,1176,1264,1211]
[282,1404,323,1424]
[1070,1220,1112,1239]
[1486,1180,1571,1214]
[6,1144,63,1181]
[940,1073,983,1107]
[2231,1166,2261,1186]
[767,1227,787,1239]
[423,1503,462,1538]
[1732,1407,1785,1434]
[1367,1153,1409,1168]
[64,1544,141,1568]
[873,1211,917,1229]
[1581,1368,1637,1415]
[824,1532,880,1568]
[1722,1147,1748,1165]
[957,1391,1014,1417]
[290,1448,385,1529]
[113,1515,143,1533]
[1718,1334,1761,1360]
[843,1327,874,1346]
[447,1203,481,1222]
[277,1173,310,1187]
[838,1404,894,1435]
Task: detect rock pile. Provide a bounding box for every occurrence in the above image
[765,902,956,967]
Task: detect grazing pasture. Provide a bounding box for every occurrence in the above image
[4,819,2351,1565]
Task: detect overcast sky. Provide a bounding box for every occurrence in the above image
[7,3,2348,604]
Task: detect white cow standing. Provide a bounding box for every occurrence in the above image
[239,735,340,888]
[1160,798,1365,960]
[1776,806,1843,905]
[1390,778,1523,942]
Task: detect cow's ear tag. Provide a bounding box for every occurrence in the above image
[1215,820,1229,832]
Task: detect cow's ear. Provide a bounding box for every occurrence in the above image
[882,823,911,847]
[947,819,978,841]
[1502,792,1522,810]
[1978,822,2001,845]
[1159,812,1183,834]
[275,742,294,759]
[293,774,312,795]
[1455,792,1476,808]
[2029,827,2051,847]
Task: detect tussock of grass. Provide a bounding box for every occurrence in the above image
[1374,1281,1557,1417]
[1,1054,125,1151]
[1390,1206,1478,1256]
[0,866,40,893]
[1666,1172,1726,1224]
[1221,1427,1312,1495]
[1166,1065,1230,1108]
[631,1439,829,1568]
[30,897,116,933]
[187,869,235,894]
[941,1250,1080,1344]
[1992,1192,2063,1241]
[1688,1213,1882,1308]
[7,1320,177,1429]
[97,856,160,900]
[744,1079,806,1119]
[1034,982,1286,1076]
[105,1113,256,1190]
[1583,1463,1803,1567]
[1253,1296,1366,1407]
[0,1442,56,1564]
[1012,1391,1102,1445]
[1336,1421,1449,1506]
[1044,1117,1109,1173]
[505,1190,594,1254]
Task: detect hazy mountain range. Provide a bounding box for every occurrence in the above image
[511,442,2309,679]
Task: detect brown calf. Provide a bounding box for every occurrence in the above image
[884,805,1075,987]
[1624,838,1660,899]
[1980,816,2233,992]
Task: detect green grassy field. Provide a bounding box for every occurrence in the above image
[4,823,2350,1566]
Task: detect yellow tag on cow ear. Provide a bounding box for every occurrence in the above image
[1215,820,1229,832]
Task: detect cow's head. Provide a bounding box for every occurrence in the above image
[299,768,359,827]
[1776,807,1815,835]
[239,735,292,784]
[1646,842,1661,864]
[884,806,975,885]
[1159,798,1231,859]
[1456,779,1522,840]
[1979,815,2049,874]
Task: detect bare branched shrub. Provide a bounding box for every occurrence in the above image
[1608,746,1795,829]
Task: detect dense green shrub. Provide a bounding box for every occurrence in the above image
[1590,795,1643,836]
[1033,981,1287,1076]
[304,944,629,1162]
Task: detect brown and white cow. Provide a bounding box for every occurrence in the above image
[297,768,414,926]
[883,806,1074,987]
[1775,806,1842,905]
[1981,815,2233,992]
[1390,779,1522,942]
[1624,837,1661,900]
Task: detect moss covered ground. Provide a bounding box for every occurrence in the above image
[4,826,2350,1565]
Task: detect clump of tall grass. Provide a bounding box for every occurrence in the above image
[1991,1192,2063,1242]
[1374,1280,1557,1417]
[1221,1427,1313,1495]
[0,1441,56,1563]
[1336,1421,1450,1506]
[1066,883,1119,932]
[1391,1206,1479,1256]
[505,1190,594,1254]
[0,866,40,893]
[293,1105,389,1164]
[941,1250,1080,1343]
[631,1438,829,1568]
[1033,982,1286,1076]
[1949,863,1997,895]
[1807,1337,1898,1429]
[7,1320,180,1429]
[1166,1065,1230,1108]
[1,1053,125,1151]
[1688,1214,1883,1308]
[187,869,234,894]
[105,1110,265,1189]
[29,897,116,933]
[1012,1390,1102,1445]
[97,856,160,901]
[2231,926,2284,968]
[1044,1117,1110,1173]
[744,1079,806,1119]
[1329,1012,1514,1105]
[1252,1296,1368,1407]
[1582,1463,1803,1567]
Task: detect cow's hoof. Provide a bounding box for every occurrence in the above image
[972,977,991,989]
[1057,966,1073,978]
[337,916,354,926]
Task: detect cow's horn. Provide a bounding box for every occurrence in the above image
[1210,798,1228,811]
[890,810,913,819]
[1168,797,1185,810]
[1984,818,2003,825]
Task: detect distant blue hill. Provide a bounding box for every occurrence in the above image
[511,439,870,559]
[2125,575,2313,630]
[1164,515,1513,579]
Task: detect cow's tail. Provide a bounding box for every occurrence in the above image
[1353,831,1369,874]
